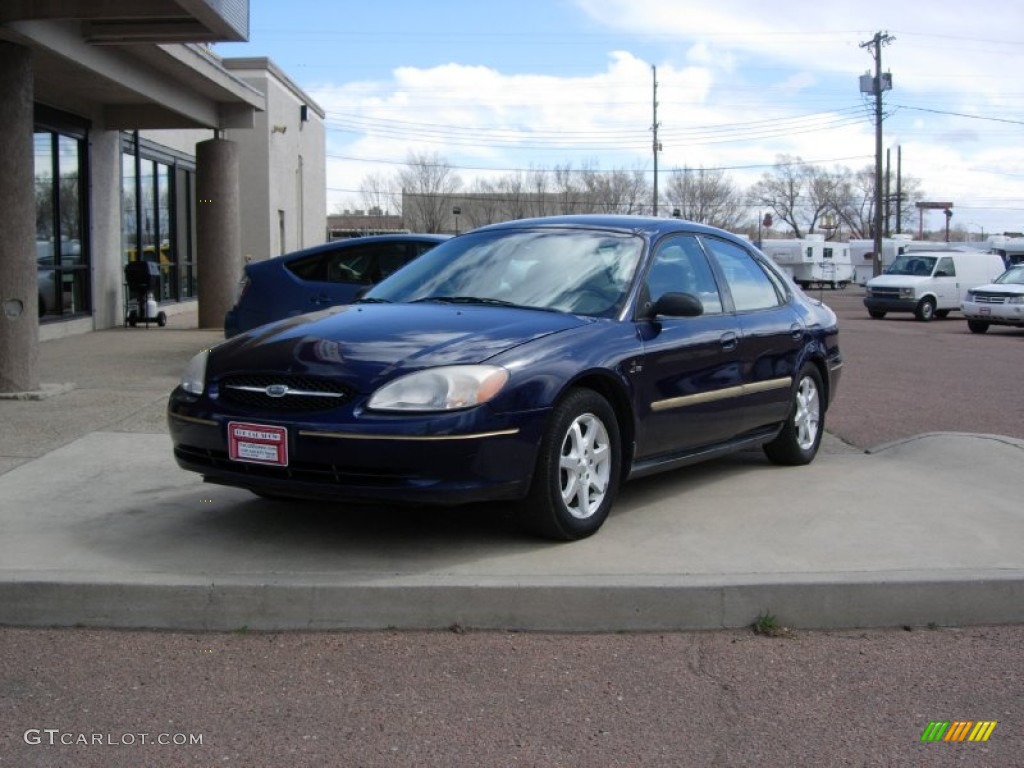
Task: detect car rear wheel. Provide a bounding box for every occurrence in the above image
[516,388,621,541]
[967,320,990,334]
[764,364,824,466]
[915,297,936,321]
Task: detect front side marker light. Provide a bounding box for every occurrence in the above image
[180,350,209,395]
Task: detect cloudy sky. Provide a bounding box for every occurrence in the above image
[217,0,1024,235]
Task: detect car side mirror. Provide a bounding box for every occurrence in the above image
[649,292,704,318]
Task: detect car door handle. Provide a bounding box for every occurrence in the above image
[720,332,738,351]
[310,294,330,304]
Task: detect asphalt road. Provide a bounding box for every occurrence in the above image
[821,288,1024,449]
[2,289,1022,767]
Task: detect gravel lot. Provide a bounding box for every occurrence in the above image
[2,287,1022,767]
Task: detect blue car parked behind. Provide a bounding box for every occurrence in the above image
[224,234,450,337]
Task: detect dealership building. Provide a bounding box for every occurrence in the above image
[0,1,324,393]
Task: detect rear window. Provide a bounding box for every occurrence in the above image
[286,242,424,285]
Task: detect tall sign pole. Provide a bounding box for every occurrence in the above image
[860,31,894,276]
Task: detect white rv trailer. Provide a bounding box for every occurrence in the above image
[988,235,1024,267]
[849,235,917,285]
[760,235,854,289]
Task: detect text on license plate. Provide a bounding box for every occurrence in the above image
[228,421,288,466]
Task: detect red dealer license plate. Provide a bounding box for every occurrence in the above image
[228,422,289,466]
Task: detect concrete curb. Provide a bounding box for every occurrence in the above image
[2,572,1022,632]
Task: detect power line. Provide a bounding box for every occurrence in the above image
[891,104,1024,126]
[326,153,874,175]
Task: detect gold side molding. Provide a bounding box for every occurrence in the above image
[651,376,792,412]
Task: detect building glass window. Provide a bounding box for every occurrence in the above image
[180,172,196,298]
[122,151,138,265]
[121,136,196,304]
[34,126,89,319]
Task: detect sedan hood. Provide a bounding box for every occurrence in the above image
[210,302,588,390]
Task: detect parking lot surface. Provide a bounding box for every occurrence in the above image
[1,292,1022,766]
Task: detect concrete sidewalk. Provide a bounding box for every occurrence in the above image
[1,310,1022,631]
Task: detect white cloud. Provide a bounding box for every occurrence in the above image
[310,0,1024,232]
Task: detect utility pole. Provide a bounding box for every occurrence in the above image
[651,65,660,216]
[895,145,903,234]
[859,31,894,276]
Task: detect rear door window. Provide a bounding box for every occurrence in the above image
[701,237,784,312]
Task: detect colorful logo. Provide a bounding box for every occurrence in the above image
[921,721,997,742]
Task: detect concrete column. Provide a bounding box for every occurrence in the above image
[0,43,38,392]
[88,129,123,330]
[196,138,241,329]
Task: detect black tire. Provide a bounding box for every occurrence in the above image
[157,311,167,327]
[935,310,950,319]
[967,320,990,334]
[915,297,936,322]
[764,364,825,466]
[868,310,886,319]
[127,309,138,327]
[516,388,621,541]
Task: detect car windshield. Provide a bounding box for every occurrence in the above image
[994,265,1024,285]
[886,255,937,276]
[363,228,644,318]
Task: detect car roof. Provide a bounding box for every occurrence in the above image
[246,233,451,270]
[468,214,740,242]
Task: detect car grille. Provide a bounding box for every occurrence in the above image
[219,374,353,410]
[870,287,901,299]
[970,292,1007,305]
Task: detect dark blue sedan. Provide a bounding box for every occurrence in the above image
[223,233,449,337]
[170,215,842,540]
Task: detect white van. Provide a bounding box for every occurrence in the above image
[863,249,1006,321]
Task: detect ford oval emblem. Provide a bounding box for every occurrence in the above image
[265,384,289,398]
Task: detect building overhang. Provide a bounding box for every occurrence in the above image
[0,0,247,43]
[0,3,261,130]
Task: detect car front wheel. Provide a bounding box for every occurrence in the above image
[517,388,621,541]
[915,297,936,321]
[967,320,990,334]
[764,365,824,466]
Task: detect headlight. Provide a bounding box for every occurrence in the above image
[965,290,976,300]
[180,350,209,395]
[899,287,915,299]
[1007,296,1024,305]
[368,365,509,412]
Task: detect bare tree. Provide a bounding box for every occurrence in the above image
[464,178,505,228]
[398,151,463,233]
[527,168,552,218]
[665,166,745,230]
[748,155,809,238]
[837,165,925,239]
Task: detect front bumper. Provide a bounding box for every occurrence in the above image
[863,296,918,314]
[168,391,546,505]
[961,301,1024,326]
